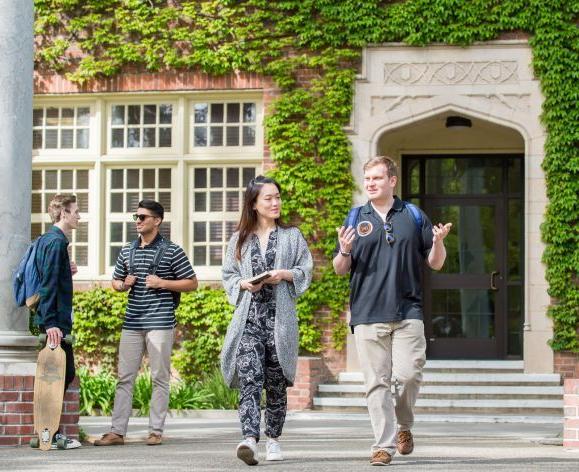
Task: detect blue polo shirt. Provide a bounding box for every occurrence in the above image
[337,197,433,327]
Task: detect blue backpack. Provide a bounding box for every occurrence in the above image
[12,237,43,311]
[346,201,423,244]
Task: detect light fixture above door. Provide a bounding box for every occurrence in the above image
[445,116,472,129]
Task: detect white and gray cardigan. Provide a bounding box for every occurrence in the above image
[220,226,313,388]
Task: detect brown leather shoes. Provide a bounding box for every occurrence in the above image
[146,433,162,446]
[397,430,414,455]
[94,432,124,446]
[370,449,392,466]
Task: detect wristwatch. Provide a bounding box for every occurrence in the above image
[339,250,351,257]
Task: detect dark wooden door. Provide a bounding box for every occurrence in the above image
[403,154,524,359]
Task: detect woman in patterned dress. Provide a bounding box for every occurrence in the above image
[221,175,313,466]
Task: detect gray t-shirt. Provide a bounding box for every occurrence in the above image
[336,197,433,328]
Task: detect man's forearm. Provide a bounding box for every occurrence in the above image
[428,241,447,270]
[333,254,352,276]
[111,279,126,292]
[162,277,198,292]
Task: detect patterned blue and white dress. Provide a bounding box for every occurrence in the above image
[235,228,288,441]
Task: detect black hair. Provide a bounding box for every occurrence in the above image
[235,175,287,260]
[138,199,164,220]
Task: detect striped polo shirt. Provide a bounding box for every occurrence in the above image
[113,234,195,330]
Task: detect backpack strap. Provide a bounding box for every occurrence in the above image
[346,206,362,228]
[32,236,43,279]
[403,201,424,252]
[128,239,140,275]
[149,238,170,275]
[403,202,423,235]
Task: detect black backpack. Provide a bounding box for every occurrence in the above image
[128,237,181,309]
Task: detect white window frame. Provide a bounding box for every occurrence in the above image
[189,99,262,156]
[105,166,175,270]
[188,163,261,280]
[32,101,95,156]
[107,100,178,155]
[30,167,93,277]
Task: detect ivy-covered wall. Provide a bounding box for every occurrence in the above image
[34,1,578,353]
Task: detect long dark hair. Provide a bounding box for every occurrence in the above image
[235,175,286,260]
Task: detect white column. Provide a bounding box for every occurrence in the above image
[0,0,37,364]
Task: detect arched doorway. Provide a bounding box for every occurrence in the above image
[377,112,525,359]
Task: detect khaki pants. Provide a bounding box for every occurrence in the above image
[354,320,426,455]
[111,329,174,436]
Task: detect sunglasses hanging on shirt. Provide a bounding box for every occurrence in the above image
[384,221,395,246]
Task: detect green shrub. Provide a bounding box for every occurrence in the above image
[78,367,117,416]
[169,382,213,410]
[131,369,155,416]
[172,288,234,382]
[200,368,239,410]
[78,367,238,415]
[73,288,126,371]
[72,287,234,381]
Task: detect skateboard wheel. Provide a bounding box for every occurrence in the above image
[57,438,67,449]
[30,438,39,448]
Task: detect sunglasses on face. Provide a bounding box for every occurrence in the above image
[384,222,395,246]
[132,214,155,222]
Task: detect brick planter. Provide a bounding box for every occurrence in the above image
[563,378,579,448]
[287,356,329,411]
[0,375,79,447]
[554,351,579,381]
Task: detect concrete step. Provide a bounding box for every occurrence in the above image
[317,384,563,400]
[313,396,563,415]
[423,360,524,372]
[337,371,561,385]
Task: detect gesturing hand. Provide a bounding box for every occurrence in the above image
[336,225,356,254]
[432,223,452,244]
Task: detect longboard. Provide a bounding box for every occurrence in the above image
[31,335,73,451]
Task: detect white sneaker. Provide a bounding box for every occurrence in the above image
[236,438,258,465]
[266,438,283,461]
[51,433,82,450]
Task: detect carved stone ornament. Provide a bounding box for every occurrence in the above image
[383,61,519,85]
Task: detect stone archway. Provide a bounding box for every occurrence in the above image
[347,41,551,374]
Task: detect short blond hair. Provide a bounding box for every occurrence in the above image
[47,194,77,223]
[363,156,398,178]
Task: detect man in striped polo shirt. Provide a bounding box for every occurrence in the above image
[95,200,197,447]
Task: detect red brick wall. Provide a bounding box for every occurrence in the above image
[287,357,329,410]
[554,351,579,381]
[34,69,269,95]
[564,379,579,448]
[0,376,79,447]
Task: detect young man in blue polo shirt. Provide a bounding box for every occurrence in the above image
[35,194,82,449]
[334,156,451,466]
[95,200,197,447]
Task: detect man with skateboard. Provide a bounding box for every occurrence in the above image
[333,157,451,466]
[95,200,197,447]
[34,194,82,449]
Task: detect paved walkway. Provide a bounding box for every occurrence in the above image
[1,412,577,471]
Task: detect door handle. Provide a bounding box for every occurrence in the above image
[490,271,500,291]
